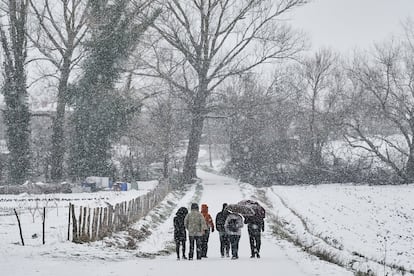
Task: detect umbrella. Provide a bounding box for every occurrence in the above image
[225,203,255,217]
[237,200,265,219]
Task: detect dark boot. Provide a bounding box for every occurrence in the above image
[251,248,255,258]
[176,245,180,260]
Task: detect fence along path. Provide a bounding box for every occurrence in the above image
[68,179,170,243]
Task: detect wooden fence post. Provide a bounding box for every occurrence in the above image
[108,205,113,232]
[103,207,107,237]
[86,207,91,241]
[135,198,139,220]
[113,204,118,231]
[67,203,71,241]
[98,207,103,239]
[13,209,24,246]
[42,207,46,245]
[92,207,99,241]
[81,207,87,241]
[71,204,78,242]
[78,206,82,239]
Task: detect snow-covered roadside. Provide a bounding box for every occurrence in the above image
[133,183,201,255]
[257,184,414,276]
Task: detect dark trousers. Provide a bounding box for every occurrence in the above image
[175,240,186,258]
[249,232,261,256]
[188,236,202,259]
[201,230,210,257]
[229,235,241,258]
[219,232,230,256]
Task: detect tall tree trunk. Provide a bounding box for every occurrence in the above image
[3,78,31,185]
[182,78,209,184]
[309,88,319,167]
[50,61,70,181]
[405,135,414,183]
[182,109,205,184]
[163,154,169,179]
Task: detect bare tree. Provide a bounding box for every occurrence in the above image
[345,39,414,183]
[148,91,180,179]
[223,73,278,184]
[28,0,89,181]
[296,49,342,168]
[141,0,307,183]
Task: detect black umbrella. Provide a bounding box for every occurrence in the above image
[237,200,265,219]
[225,203,255,217]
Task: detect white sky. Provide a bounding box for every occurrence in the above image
[288,0,414,54]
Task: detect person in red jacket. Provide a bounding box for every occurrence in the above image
[200,203,215,258]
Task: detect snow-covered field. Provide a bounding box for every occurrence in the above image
[1,151,413,276]
[265,184,414,275]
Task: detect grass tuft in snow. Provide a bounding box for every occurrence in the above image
[270,220,345,267]
[191,182,203,203]
[354,270,376,276]
[311,248,344,267]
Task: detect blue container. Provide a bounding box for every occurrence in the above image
[121,182,128,191]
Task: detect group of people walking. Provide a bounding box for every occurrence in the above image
[173,202,264,260]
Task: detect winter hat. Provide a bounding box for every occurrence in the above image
[191,203,198,210]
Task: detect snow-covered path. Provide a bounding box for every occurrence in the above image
[191,170,351,276]
[2,169,352,276]
[191,170,312,276]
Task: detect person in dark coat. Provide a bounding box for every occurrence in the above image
[215,203,230,257]
[244,215,264,258]
[174,206,188,260]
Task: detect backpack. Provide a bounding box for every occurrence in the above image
[227,218,238,232]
